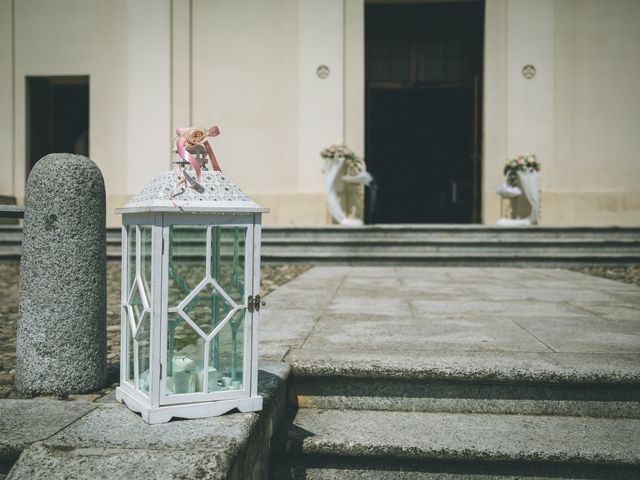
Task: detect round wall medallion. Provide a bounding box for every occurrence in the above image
[522,64,536,79]
[316,65,330,79]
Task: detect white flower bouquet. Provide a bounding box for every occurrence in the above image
[320,144,365,176]
[503,154,540,187]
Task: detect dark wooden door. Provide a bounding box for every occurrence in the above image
[27,76,89,175]
[365,2,484,224]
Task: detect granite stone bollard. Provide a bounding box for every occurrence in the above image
[16,153,107,396]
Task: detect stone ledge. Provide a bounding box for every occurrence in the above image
[6,361,289,479]
[286,350,640,385]
[0,398,96,466]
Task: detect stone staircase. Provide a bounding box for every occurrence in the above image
[1,225,640,266]
[261,225,640,266]
[270,360,640,479]
[262,265,640,479]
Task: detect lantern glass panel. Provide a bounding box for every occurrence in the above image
[127,226,136,297]
[165,224,248,396]
[123,224,154,393]
[167,226,207,306]
[125,309,134,383]
[138,312,151,393]
[211,310,245,392]
[140,225,153,300]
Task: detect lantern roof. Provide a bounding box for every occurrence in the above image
[116,168,268,214]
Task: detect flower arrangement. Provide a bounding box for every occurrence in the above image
[503,154,540,187]
[320,144,365,175]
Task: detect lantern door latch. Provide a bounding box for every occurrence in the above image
[247,294,265,313]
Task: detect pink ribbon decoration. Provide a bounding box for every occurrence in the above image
[204,126,221,172]
[175,125,222,177]
[171,125,223,206]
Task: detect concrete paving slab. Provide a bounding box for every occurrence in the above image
[261,266,640,385]
[409,299,586,318]
[259,342,291,361]
[298,266,351,279]
[277,408,640,466]
[396,276,482,292]
[514,315,640,353]
[259,308,321,360]
[302,314,550,353]
[259,309,319,346]
[606,291,640,305]
[0,398,95,463]
[473,286,618,303]
[327,297,413,316]
[263,293,322,311]
[575,302,640,320]
[264,288,336,310]
[545,269,626,285]
[519,277,620,291]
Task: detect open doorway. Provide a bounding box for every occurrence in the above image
[26,76,89,175]
[365,2,484,223]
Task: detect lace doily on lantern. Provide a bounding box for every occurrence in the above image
[129,170,250,205]
[119,169,265,213]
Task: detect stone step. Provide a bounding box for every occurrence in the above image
[2,226,639,266]
[288,374,640,419]
[263,229,640,241]
[261,252,640,267]
[3,226,640,243]
[271,408,640,479]
[286,353,640,419]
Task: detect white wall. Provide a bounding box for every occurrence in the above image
[484,0,640,225]
[298,0,344,193]
[563,0,640,224]
[189,0,348,224]
[12,0,98,199]
[4,0,637,226]
[2,0,174,225]
[506,0,554,178]
[482,0,507,223]
[344,0,365,158]
[0,0,13,199]
[1,0,355,226]
[125,0,171,194]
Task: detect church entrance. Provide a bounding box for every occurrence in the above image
[365,1,484,224]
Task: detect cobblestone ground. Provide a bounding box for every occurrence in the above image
[573,266,640,287]
[0,261,310,398]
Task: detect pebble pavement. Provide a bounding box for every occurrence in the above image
[0,261,310,398]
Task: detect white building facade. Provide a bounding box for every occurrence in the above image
[1,0,639,227]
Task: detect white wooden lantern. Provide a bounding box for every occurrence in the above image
[115,164,268,424]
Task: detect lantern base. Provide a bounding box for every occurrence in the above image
[115,387,263,424]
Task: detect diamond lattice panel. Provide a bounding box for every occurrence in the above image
[182,282,236,338]
[127,280,150,335]
[136,311,150,340]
